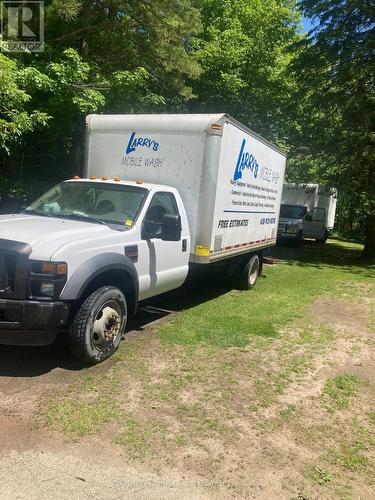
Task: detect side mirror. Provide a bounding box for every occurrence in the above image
[161,213,181,241]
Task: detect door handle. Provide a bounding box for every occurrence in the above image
[182,239,187,252]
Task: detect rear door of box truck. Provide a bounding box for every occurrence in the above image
[203,119,286,261]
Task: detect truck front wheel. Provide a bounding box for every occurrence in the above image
[237,254,260,290]
[69,286,127,364]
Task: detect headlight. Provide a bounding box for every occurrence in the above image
[31,261,67,275]
[28,261,68,300]
[35,281,55,298]
[287,223,299,233]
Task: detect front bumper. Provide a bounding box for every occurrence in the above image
[0,299,70,345]
[277,232,299,239]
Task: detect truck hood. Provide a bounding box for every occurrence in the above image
[0,214,111,259]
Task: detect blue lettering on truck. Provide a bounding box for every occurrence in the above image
[260,217,276,225]
[233,139,259,181]
[126,132,159,154]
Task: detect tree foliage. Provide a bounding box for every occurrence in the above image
[289,0,375,258]
[0,54,50,152]
[0,0,373,255]
[191,0,300,142]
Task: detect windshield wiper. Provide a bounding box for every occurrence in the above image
[62,213,109,226]
[22,209,54,218]
[22,209,109,227]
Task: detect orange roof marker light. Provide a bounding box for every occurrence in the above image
[114,176,121,182]
[90,176,96,180]
[101,176,108,180]
[136,179,143,185]
[73,175,80,179]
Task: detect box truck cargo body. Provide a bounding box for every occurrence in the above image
[0,114,286,364]
[85,114,286,262]
[278,183,337,243]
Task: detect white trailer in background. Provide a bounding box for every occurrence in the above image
[278,183,337,243]
[0,114,286,363]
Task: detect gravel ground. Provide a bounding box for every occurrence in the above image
[0,450,220,500]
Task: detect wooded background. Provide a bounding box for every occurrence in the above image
[0,0,374,258]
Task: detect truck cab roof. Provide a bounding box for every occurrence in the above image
[65,178,176,193]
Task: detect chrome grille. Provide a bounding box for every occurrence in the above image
[3,254,17,292]
[0,253,16,294]
[0,239,32,299]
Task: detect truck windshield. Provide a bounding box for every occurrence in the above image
[25,181,147,228]
[280,204,307,219]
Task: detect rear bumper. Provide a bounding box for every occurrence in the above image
[0,299,70,345]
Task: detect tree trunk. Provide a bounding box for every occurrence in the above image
[362,162,375,261]
[363,212,375,260]
[71,118,85,177]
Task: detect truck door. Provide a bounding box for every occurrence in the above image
[303,207,326,240]
[141,191,189,298]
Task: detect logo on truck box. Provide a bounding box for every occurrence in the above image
[233,138,259,181]
[126,132,159,154]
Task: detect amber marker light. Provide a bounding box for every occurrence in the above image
[39,262,67,275]
[136,179,143,184]
[114,176,121,181]
[40,262,56,274]
[73,175,80,179]
[101,176,108,180]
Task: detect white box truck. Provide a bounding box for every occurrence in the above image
[277,183,337,243]
[0,114,286,363]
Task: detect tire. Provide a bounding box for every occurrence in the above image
[69,286,127,364]
[316,230,328,244]
[237,254,260,290]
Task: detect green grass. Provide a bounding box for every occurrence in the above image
[40,398,120,437]
[37,373,123,437]
[158,239,374,347]
[116,418,165,459]
[322,374,364,411]
[33,237,375,497]
[308,465,333,485]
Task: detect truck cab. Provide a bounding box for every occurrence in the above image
[0,178,190,363]
[278,203,307,241]
[277,183,337,244]
[278,203,330,243]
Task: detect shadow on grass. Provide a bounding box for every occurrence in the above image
[271,239,374,279]
[0,267,231,378]
[0,238,372,377]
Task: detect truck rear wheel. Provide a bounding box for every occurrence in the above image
[316,230,329,244]
[69,286,127,364]
[237,254,260,290]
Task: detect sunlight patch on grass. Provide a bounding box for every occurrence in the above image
[158,239,374,348]
[40,398,120,437]
[322,374,364,411]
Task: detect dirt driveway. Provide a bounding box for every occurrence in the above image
[0,309,226,500]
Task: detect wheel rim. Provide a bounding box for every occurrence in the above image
[249,258,259,285]
[92,300,122,349]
